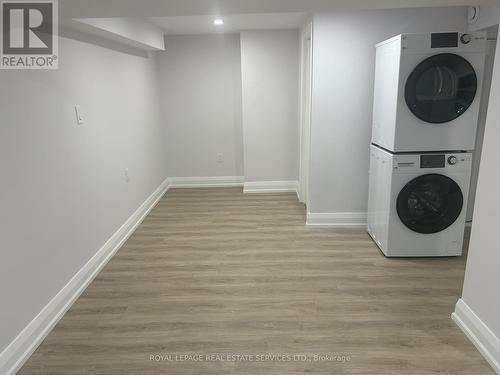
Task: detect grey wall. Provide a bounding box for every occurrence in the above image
[0,37,167,353]
[240,29,300,183]
[156,34,244,178]
[307,7,469,214]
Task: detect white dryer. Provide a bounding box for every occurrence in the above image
[367,145,472,257]
[372,32,487,152]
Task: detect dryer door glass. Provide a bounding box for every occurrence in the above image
[397,174,464,234]
[405,53,477,124]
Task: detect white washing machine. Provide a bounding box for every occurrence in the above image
[372,32,487,152]
[367,145,472,257]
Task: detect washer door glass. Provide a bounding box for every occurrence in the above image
[397,174,464,234]
[405,53,477,124]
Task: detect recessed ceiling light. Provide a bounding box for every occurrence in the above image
[214,18,224,26]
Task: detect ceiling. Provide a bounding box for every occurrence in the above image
[149,13,308,35]
[61,0,498,46]
[60,0,497,19]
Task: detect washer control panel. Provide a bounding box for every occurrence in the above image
[421,154,445,168]
[394,153,472,171]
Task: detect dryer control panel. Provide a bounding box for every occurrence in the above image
[400,31,487,54]
[431,32,459,48]
[430,32,478,48]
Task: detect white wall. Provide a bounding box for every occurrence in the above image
[156,34,244,178]
[240,29,300,183]
[455,35,500,372]
[0,37,167,354]
[467,31,497,222]
[308,7,468,215]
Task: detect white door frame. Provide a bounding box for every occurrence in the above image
[298,22,313,206]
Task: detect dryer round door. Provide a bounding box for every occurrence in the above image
[397,174,464,234]
[405,53,477,124]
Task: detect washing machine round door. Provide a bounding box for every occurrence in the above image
[397,174,464,234]
[405,53,477,124]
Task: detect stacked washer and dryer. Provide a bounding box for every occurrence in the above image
[367,32,487,257]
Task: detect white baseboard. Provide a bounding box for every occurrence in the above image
[169,176,244,188]
[452,299,500,374]
[306,212,367,228]
[0,178,170,375]
[243,180,299,194]
[296,188,303,203]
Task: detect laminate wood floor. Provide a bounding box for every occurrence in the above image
[19,188,493,374]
